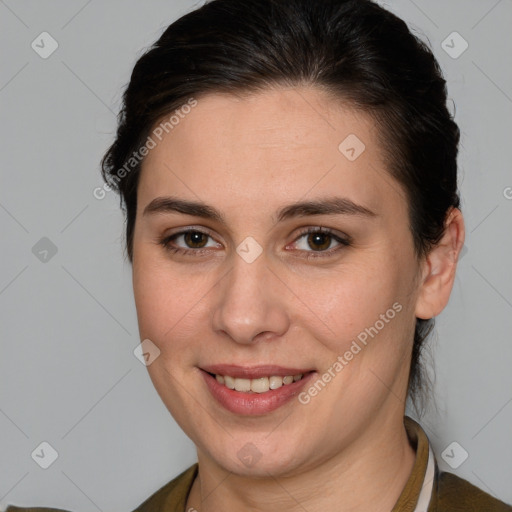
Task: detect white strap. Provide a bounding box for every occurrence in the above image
[413,443,435,512]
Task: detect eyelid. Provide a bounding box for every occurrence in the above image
[291,226,351,245]
[163,225,218,240]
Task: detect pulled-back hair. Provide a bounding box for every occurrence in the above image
[101,0,461,411]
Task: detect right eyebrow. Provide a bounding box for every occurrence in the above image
[143,196,225,223]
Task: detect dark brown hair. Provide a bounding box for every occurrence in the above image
[101,0,461,411]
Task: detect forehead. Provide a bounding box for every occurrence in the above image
[138,86,406,220]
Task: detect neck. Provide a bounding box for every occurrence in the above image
[186,413,417,512]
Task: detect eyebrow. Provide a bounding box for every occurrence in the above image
[143,196,377,223]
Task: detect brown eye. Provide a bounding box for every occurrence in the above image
[184,231,209,248]
[160,229,221,255]
[307,232,332,251]
[291,227,351,258]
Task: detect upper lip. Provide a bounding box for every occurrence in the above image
[201,364,315,379]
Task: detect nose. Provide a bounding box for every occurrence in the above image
[211,251,290,345]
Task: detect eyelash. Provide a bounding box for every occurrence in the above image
[159,226,351,260]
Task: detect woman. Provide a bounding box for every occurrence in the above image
[6,0,511,511]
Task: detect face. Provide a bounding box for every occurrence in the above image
[132,86,424,477]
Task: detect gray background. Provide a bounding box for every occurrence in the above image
[1,0,511,510]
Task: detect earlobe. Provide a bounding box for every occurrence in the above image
[415,208,465,320]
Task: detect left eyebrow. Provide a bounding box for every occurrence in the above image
[142,195,377,223]
[274,197,377,223]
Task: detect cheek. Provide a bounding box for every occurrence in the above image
[133,254,180,341]
[133,263,163,337]
[132,256,213,357]
[293,253,417,386]
[301,263,401,340]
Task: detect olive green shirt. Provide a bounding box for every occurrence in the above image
[5,417,511,511]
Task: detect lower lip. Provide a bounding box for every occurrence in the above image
[200,369,316,416]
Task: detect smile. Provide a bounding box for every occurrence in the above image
[199,365,316,415]
[211,373,304,393]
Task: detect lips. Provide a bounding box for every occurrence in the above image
[199,364,316,415]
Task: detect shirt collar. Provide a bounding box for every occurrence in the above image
[391,416,436,512]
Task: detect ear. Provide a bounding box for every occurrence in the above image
[415,207,465,320]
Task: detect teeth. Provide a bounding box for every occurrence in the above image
[251,377,269,393]
[224,375,235,389]
[234,378,251,392]
[269,376,283,389]
[214,373,304,393]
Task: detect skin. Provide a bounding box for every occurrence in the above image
[131,86,465,512]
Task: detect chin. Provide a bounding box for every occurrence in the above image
[196,431,309,477]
